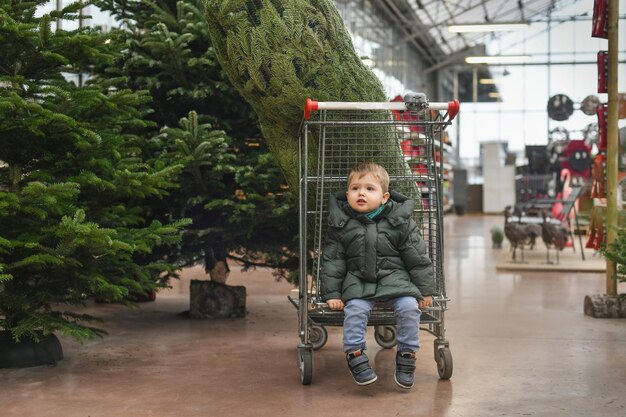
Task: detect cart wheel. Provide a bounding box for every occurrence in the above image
[374,325,397,349]
[436,347,453,380]
[298,348,313,385]
[309,324,328,351]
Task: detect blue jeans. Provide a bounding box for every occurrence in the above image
[343,296,421,353]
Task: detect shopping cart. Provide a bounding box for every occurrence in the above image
[290,95,459,385]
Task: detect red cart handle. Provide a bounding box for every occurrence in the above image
[304,98,460,121]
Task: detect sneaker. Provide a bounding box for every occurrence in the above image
[346,350,377,386]
[394,351,416,389]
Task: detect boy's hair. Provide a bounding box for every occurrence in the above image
[347,162,390,193]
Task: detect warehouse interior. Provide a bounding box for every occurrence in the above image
[1,1,625,416]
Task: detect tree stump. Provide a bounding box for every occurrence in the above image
[583,294,625,318]
[189,280,246,319]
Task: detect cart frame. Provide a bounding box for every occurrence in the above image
[291,95,459,385]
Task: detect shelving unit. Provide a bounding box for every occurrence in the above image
[437,134,455,213]
[399,127,456,213]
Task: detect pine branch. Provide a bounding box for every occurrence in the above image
[204,0,388,191]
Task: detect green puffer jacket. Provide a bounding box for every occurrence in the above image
[320,190,436,302]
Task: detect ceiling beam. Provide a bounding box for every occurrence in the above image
[377,0,443,64]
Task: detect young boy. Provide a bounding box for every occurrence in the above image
[320,162,435,388]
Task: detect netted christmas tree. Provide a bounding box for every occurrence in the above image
[0,0,189,342]
[204,0,404,191]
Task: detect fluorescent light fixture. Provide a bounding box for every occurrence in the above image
[465,55,531,64]
[479,78,496,84]
[488,92,500,98]
[448,22,529,33]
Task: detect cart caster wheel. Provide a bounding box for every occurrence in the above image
[298,348,313,385]
[374,325,397,349]
[309,324,328,351]
[436,347,453,380]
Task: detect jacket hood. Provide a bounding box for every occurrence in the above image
[328,190,415,228]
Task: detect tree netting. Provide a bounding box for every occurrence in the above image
[204,0,413,191]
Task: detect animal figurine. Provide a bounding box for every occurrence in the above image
[523,223,542,249]
[504,206,532,262]
[541,211,570,264]
[511,206,542,249]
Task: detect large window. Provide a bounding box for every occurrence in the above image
[458,1,626,170]
[334,0,435,99]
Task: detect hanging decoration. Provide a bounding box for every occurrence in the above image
[583,122,599,146]
[547,94,574,121]
[548,127,570,142]
[591,0,609,38]
[597,51,609,93]
[597,103,608,151]
[581,95,600,115]
[562,140,592,182]
[618,93,626,119]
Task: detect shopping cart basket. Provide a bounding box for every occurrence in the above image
[290,94,459,385]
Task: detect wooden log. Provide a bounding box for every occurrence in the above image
[189,280,246,319]
[583,294,624,318]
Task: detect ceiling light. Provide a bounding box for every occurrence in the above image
[479,78,496,84]
[488,92,501,99]
[465,55,531,64]
[448,22,530,33]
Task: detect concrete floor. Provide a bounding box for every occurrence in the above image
[1,214,625,417]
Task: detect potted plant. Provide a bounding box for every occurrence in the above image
[491,227,505,249]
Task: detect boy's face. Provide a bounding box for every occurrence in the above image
[346,173,390,213]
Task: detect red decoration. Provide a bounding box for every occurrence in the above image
[585,215,595,249]
[592,0,609,38]
[585,208,606,250]
[597,51,608,93]
[591,154,606,199]
[595,215,605,250]
[560,140,592,181]
[597,103,608,151]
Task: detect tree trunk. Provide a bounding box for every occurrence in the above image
[204,245,230,284]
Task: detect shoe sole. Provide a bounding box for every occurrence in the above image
[353,375,378,386]
[394,375,413,389]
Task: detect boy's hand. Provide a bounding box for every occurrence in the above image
[326,299,344,310]
[419,296,433,309]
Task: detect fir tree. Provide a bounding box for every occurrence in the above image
[0,0,189,342]
[600,214,626,294]
[95,0,299,279]
[203,0,393,190]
